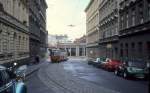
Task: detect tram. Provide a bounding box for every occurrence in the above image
[48,48,68,63]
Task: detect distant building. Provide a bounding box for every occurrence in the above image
[48,34,57,47]
[55,34,71,44]
[57,36,86,57]
[74,35,86,44]
[48,34,72,48]
[0,0,29,66]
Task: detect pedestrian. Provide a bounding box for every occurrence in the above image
[35,55,40,63]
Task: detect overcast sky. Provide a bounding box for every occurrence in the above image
[46,0,90,40]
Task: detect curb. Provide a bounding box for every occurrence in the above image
[26,67,39,77]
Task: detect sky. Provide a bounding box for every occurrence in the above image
[46,0,90,40]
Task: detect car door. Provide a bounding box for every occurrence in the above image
[0,70,14,93]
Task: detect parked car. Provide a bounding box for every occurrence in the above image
[88,57,106,67]
[87,58,95,65]
[95,57,107,68]
[0,64,27,93]
[114,60,147,79]
[104,59,122,71]
[92,58,101,66]
[98,58,110,69]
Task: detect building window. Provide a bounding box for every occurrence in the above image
[13,32,16,52]
[103,31,106,38]
[131,42,135,59]
[18,36,21,51]
[7,32,10,52]
[131,42,135,48]
[138,42,143,57]
[148,2,150,20]
[0,30,2,53]
[120,43,123,58]
[131,9,135,26]
[126,12,129,28]
[125,43,128,57]
[121,16,124,30]
[139,4,144,24]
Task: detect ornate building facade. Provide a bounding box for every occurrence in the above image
[98,0,120,59]
[0,0,29,66]
[85,0,101,59]
[28,0,48,59]
[119,0,150,61]
[85,0,120,59]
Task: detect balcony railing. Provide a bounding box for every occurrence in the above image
[0,53,5,61]
[99,35,119,44]
[119,21,150,36]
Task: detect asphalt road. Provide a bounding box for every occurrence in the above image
[27,58,149,93]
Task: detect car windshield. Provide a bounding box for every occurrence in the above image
[128,61,146,68]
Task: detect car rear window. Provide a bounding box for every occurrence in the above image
[128,61,146,68]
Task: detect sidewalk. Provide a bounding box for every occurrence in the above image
[25,58,47,77]
[25,51,51,77]
[68,56,88,61]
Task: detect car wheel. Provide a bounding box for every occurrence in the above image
[123,72,128,78]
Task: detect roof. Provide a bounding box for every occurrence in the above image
[85,0,94,12]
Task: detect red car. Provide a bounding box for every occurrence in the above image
[103,59,122,71]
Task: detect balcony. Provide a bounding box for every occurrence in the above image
[0,53,5,61]
[7,52,13,58]
[119,21,150,36]
[99,35,119,44]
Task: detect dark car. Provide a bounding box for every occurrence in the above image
[87,58,95,65]
[0,65,27,93]
[114,60,147,79]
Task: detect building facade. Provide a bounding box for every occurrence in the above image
[85,0,101,59]
[0,0,29,66]
[98,0,120,59]
[119,0,150,61]
[28,0,48,59]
